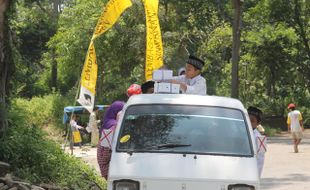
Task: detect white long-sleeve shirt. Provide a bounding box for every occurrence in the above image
[254,128,266,177]
[70,119,83,130]
[172,75,207,95]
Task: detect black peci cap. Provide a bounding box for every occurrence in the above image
[187,55,205,70]
[141,81,155,94]
[247,106,263,122]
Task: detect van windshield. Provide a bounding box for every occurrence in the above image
[116,105,253,156]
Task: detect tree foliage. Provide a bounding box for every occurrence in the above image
[4,0,310,118]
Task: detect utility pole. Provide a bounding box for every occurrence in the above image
[231,0,243,99]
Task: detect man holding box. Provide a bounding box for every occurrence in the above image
[170,55,207,95]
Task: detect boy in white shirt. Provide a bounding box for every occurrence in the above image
[248,106,266,178]
[170,55,207,95]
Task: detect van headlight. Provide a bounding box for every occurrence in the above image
[113,180,139,190]
[228,184,255,190]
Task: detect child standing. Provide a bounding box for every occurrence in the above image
[247,106,267,177]
[170,55,207,95]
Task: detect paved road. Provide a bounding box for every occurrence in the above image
[261,129,310,190]
[70,129,310,190]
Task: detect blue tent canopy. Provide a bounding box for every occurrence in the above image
[63,105,109,124]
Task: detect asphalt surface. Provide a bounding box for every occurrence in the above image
[261,129,310,190]
[68,129,310,190]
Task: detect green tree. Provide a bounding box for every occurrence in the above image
[241,0,309,114]
[0,0,13,133]
[9,0,62,97]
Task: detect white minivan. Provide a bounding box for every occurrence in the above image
[107,94,260,190]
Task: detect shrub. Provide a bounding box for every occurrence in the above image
[0,124,106,189]
[1,94,106,189]
[9,93,73,130]
[264,125,282,137]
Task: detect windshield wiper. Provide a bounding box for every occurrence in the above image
[155,143,192,149]
[125,143,192,156]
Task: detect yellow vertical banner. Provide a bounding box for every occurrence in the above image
[81,41,97,95]
[78,0,132,113]
[93,0,133,40]
[77,41,98,113]
[143,0,163,80]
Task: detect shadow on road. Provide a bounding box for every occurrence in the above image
[261,173,310,189]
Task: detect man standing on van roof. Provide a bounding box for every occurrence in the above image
[287,103,304,153]
[170,55,207,95]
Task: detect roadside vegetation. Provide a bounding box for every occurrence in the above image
[263,126,282,137]
[0,93,106,189]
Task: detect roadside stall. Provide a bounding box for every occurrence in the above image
[63,105,109,154]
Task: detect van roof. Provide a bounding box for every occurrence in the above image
[126,94,245,110]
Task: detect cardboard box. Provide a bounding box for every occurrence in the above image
[152,70,173,81]
[154,82,180,94]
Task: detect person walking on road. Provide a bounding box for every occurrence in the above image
[287,103,304,153]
